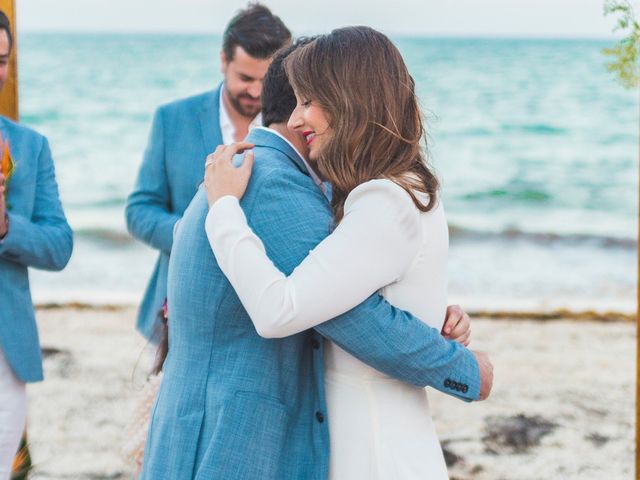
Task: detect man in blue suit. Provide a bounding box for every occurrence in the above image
[126,4,291,341]
[0,11,73,476]
[140,39,492,479]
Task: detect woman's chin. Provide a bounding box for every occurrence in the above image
[308,145,323,162]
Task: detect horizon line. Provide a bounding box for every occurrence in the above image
[17,29,621,42]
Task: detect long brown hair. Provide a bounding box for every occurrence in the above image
[284,26,439,222]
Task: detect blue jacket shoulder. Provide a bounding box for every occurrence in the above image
[250,147,302,181]
[0,116,46,146]
[247,148,324,207]
[157,89,218,117]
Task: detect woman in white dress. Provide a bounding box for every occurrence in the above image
[204,27,477,479]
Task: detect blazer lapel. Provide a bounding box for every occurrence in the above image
[199,85,223,154]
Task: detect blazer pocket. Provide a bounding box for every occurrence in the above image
[195,390,291,480]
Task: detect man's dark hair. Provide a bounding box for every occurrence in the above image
[223,3,291,61]
[0,11,12,52]
[261,37,316,127]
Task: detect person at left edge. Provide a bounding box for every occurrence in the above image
[0,10,73,479]
[125,4,292,342]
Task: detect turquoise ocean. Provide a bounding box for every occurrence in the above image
[22,34,638,313]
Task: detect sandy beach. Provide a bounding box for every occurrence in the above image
[23,306,634,480]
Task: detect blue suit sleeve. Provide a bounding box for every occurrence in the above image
[126,107,180,254]
[246,169,481,401]
[0,137,73,271]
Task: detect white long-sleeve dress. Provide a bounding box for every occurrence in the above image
[205,178,450,479]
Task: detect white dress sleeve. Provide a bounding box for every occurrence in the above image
[205,179,422,338]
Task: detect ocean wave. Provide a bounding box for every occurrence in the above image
[501,123,567,135]
[22,111,62,124]
[462,188,552,203]
[443,124,567,137]
[600,132,638,145]
[456,127,495,137]
[67,197,126,209]
[74,227,135,245]
[449,224,636,249]
[75,223,635,250]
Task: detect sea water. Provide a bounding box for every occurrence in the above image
[21,34,637,312]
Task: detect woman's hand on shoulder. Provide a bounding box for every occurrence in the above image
[204,142,255,207]
[442,304,471,347]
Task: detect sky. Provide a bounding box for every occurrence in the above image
[16,0,627,38]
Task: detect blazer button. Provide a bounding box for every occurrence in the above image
[315,411,324,423]
[311,339,320,350]
[462,385,468,393]
[444,379,451,388]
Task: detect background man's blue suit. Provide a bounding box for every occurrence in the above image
[140,128,480,479]
[126,86,223,340]
[0,116,73,383]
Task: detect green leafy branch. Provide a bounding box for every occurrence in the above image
[604,0,640,89]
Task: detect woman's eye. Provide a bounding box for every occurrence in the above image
[301,100,311,107]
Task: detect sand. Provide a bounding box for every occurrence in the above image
[23,307,635,480]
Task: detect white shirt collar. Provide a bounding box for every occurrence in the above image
[219,86,262,145]
[254,126,326,195]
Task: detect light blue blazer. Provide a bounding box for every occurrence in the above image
[0,116,73,383]
[126,86,223,341]
[140,128,481,479]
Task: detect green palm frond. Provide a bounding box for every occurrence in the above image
[603,0,640,89]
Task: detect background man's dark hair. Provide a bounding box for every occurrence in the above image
[261,37,316,127]
[0,11,13,51]
[223,3,291,61]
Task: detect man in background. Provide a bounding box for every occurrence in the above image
[125,3,291,341]
[0,10,73,478]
